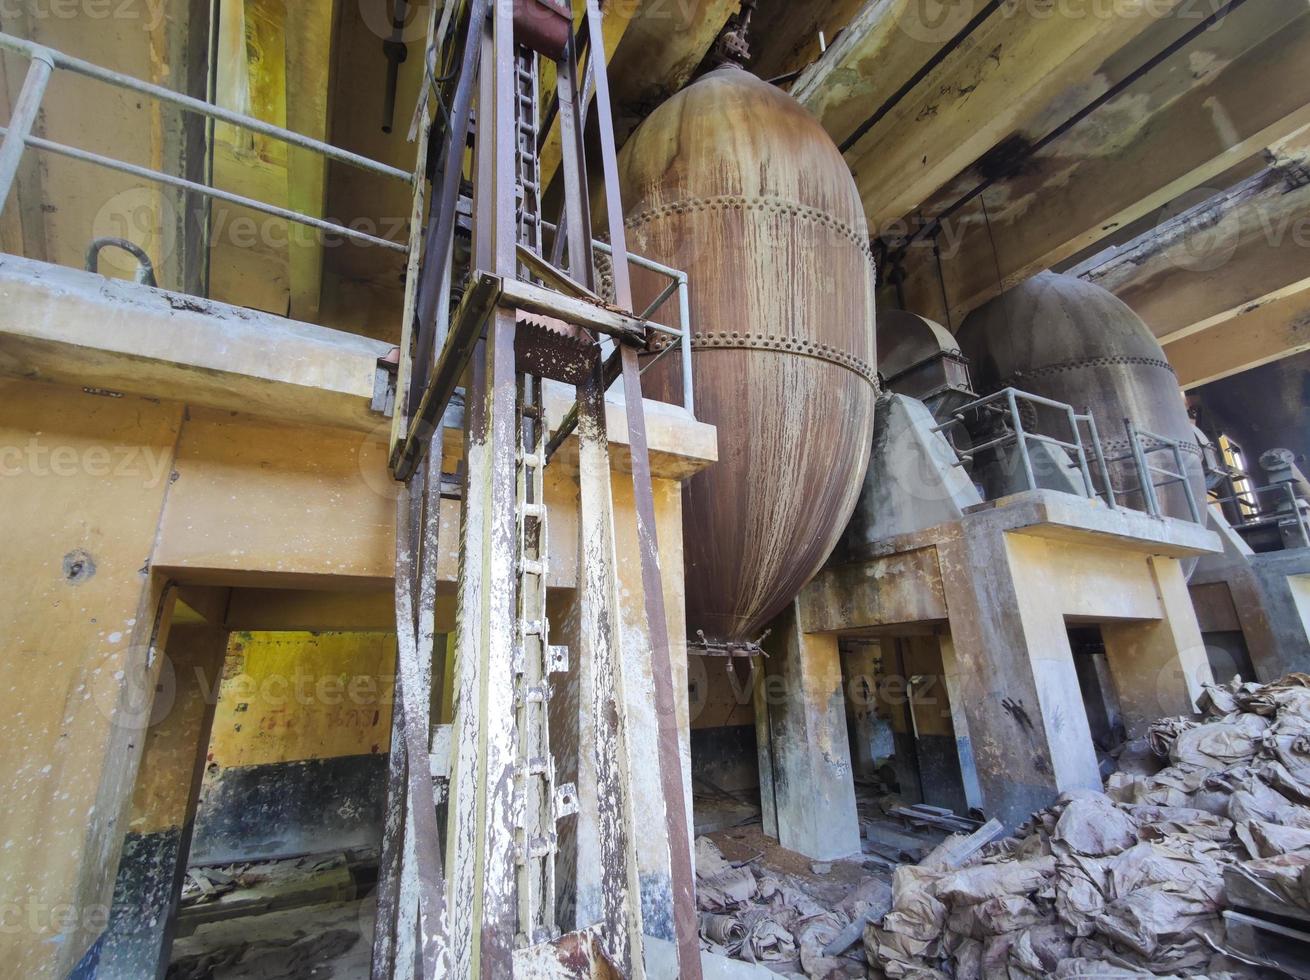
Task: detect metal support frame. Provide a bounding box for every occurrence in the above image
[376,0,703,976]
[933,386,1116,509]
[1214,483,1310,549]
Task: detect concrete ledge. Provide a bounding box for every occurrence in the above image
[857,489,1221,562]
[0,254,390,432]
[0,256,719,478]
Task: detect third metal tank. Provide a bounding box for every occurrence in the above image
[619,65,877,645]
[957,271,1205,522]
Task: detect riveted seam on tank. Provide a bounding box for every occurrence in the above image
[650,330,880,389]
[996,355,1178,387]
[1099,436,1204,457]
[623,195,876,266]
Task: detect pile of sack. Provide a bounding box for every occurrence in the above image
[864,673,1310,978]
[696,836,891,977]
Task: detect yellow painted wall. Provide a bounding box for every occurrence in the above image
[207,631,396,768]
[0,378,183,976]
[1291,574,1310,643]
[128,623,229,836]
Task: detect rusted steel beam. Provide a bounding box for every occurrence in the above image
[392,465,449,978]
[574,367,644,976]
[411,0,492,418]
[515,243,603,302]
[583,1,702,975]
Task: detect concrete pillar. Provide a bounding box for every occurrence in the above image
[0,381,184,977]
[936,530,1102,829]
[755,603,861,861]
[936,635,983,811]
[1101,556,1210,738]
[97,623,228,980]
[548,472,691,941]
[1249,554,1310,677]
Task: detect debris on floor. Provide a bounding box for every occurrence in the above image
[168,899,372,979]
[867,673,1310,978]
[696,829,891,978]
[700,675,1310,977]
[177,851,374,936]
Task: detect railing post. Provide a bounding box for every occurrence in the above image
[1066,406,1096,502]
[1007,388,1038,492]
[0,49,53,214]
[1172,442,1201,524]
[1125,418,1161,518]
[1081,414,1117,510]
[678,274,694,414]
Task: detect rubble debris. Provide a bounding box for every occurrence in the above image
[698,675,1310,978]
[865,674,1310,978]
[177,852,363,935]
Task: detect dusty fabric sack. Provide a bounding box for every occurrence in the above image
[1053,794,1137,856]
[1009,923,1072,974]
[1169,712,1268,771]
[698,865,758,910]
[1235,817,1310,858]
[1125,804,1232,843]
[1228,774,1310,829]
[934,856,1055,906]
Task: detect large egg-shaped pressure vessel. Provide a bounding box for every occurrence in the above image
[619,65,878,644]
[957,272,1205,522]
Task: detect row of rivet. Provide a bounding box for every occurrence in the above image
[624,194,877,267]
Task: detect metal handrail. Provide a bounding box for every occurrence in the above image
[0,32,412,258]
[0,32,410,180]
[1114,419,1203,524]
[540,219,695,415]
[932,386,1117,509]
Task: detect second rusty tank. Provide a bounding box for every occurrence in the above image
[619,65,878,645]
[957,272,1205,523]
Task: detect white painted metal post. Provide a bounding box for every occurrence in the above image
[0,50,53,214]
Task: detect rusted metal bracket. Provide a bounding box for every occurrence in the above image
[393,270,649,481]
[689,628,772,659]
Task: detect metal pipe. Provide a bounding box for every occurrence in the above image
[639,276,680,320]
[1136,424,1203,524]
[0,32,411,182]
[0,125,407,251]
[0,50,52,212]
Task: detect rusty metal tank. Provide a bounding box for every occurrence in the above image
[619,64,877,645]
[957,271,1206,522]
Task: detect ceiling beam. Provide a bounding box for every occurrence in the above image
[1166,284,1310,388]
[798,0,1186,234]
[607,0,740,138]
[1078,162,1310,344]
[897,0,1310,328]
